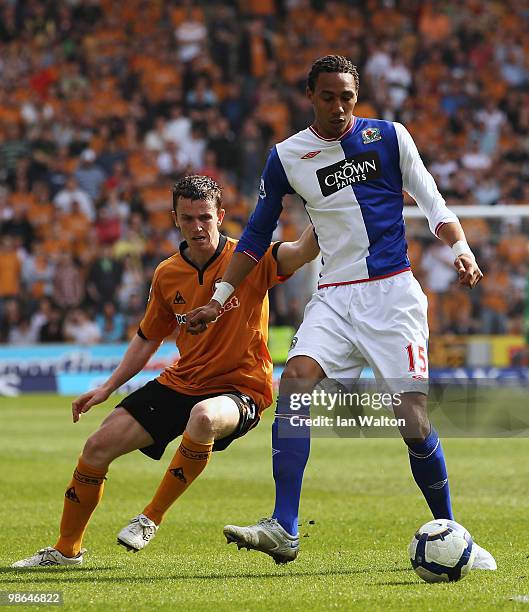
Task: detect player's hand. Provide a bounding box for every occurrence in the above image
[186,301,221,335]
[72,386,112,423]
[454,255,483,289]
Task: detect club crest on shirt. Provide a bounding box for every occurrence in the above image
[361,127,382,144]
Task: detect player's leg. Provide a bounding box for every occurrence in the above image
[55,407,154,555]
[224,288,362,563]
[354,273,496,568]
[12,407,154,567]
[223,356,323,564]
[394,391,495,568]
[352,273,455,519]
[118,392,259,551]
[142,395,240,525]
[393,391,453,520]
[270,288,359,538]
[271,355,324,535]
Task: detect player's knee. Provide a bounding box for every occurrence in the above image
[188,402,216,439]
[282,357,323,386]
[82,432,114,468]
[395,392,430,442]
[403,425,431,446]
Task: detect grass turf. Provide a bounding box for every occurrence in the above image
[1,394,528,611]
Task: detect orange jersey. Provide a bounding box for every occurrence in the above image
[139,236,287,413]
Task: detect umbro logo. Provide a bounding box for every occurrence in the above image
[428,479,448,490]
[173,291,186,304]
[65,487,80,503]
[301,150,321,159]
[170,467,187,483]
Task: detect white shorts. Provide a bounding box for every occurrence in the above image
[288,271,429,393]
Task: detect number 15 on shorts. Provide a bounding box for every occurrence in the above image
[406,344,428,376]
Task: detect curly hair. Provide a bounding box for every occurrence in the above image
[307,55,360,92]
[172,175,223,212]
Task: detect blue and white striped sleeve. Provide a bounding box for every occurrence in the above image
[235,146,295,262]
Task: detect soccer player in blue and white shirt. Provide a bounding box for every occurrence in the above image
[188,56,495,569]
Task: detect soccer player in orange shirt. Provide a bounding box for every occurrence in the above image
[13,175,319,567]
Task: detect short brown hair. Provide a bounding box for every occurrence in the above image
[172,175,222,213]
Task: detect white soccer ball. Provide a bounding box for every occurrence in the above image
[409,519,476,583]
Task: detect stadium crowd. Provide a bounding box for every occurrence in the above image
[0,0,528,345]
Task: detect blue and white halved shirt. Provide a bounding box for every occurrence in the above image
[236,117,457,288]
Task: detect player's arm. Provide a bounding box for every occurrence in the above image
[187,146,294,334]
[72,333,160,422]
[394,122,482,289]
[275,225,320,276]
[73,265,175,421]
[436,221,483,288]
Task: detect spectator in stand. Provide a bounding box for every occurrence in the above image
[0,186,12,223]
[116,254,145,311]
[208,117,237,173]
[53,176,95,221]
[96,301,125,343]
[461,141,492,173]
[39,306,65,343]
[1,205,35,253]
[63,309,101,345]
[156,140,190,178]
[29,297,54,339]
[74,149,107,202]
[0,236,22,306]
[237,119,267,197]
[45,151,70,199]
[174,5,207,63]
[122,290,146,340]
[94,206,121,246]
[0,298,21,343]
[198,150,222,184]
[164,104,192,148]
[0,123,30,189]
[86,245,123,309]
[21,242,55,299]
[7,316,38,345]
[28,125,58,186]
[53,251,84,310]
[185,124,207,170]
[144,117,168,153]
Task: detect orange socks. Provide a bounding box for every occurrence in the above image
[53,434,212,555]
[143,432,213,525]
[54,458,107,557]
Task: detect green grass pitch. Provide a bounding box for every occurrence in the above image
[1,394,528,610]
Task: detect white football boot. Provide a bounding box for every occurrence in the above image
[117,514,158,552]
[472,543,497,570]
[223,518,299,564]
[12,547,85,568]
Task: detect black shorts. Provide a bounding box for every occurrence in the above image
[118,380,260,460]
